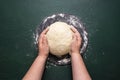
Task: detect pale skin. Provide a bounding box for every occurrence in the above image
[23,27,91,80]
[70,27,91,80]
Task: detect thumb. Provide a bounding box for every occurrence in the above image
[72,34,77,42]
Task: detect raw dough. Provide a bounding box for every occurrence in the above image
[46,22,73,57]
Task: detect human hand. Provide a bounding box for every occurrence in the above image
[69,27,82,55]
[38,27,49,58]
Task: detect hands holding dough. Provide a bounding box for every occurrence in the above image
[38,22,82,57]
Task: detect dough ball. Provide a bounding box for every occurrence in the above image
[46,22,73,57]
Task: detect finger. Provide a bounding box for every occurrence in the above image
[43,35,48,44]
[72,34,77,42]
[39,27,49,42]
[39,32,45,44]
[39,35,43,45]
[76,34,82,44]
[70,26,78,33]
[70,26,81,36]
[75,33,82,45]
[70,27,81,40]
[72,33,74,39]
[75,33,81,40]
[41,27,49,35]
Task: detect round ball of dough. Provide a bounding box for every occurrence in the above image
[46,22,73,57]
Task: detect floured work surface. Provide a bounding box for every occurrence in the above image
[35,13,88,65]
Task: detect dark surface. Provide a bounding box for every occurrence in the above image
[36,13,88,66]
[0,0,120,80]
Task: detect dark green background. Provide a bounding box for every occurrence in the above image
[0,0,120,80]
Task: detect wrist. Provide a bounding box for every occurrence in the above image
[71,52,81,57]
[70,50,80,54]
[71,52,83,61]
[38,53,48,59]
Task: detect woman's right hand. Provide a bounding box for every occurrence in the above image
[38,27,49,58]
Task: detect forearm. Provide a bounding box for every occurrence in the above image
[71,53,91,80]
[23,55,47,80]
